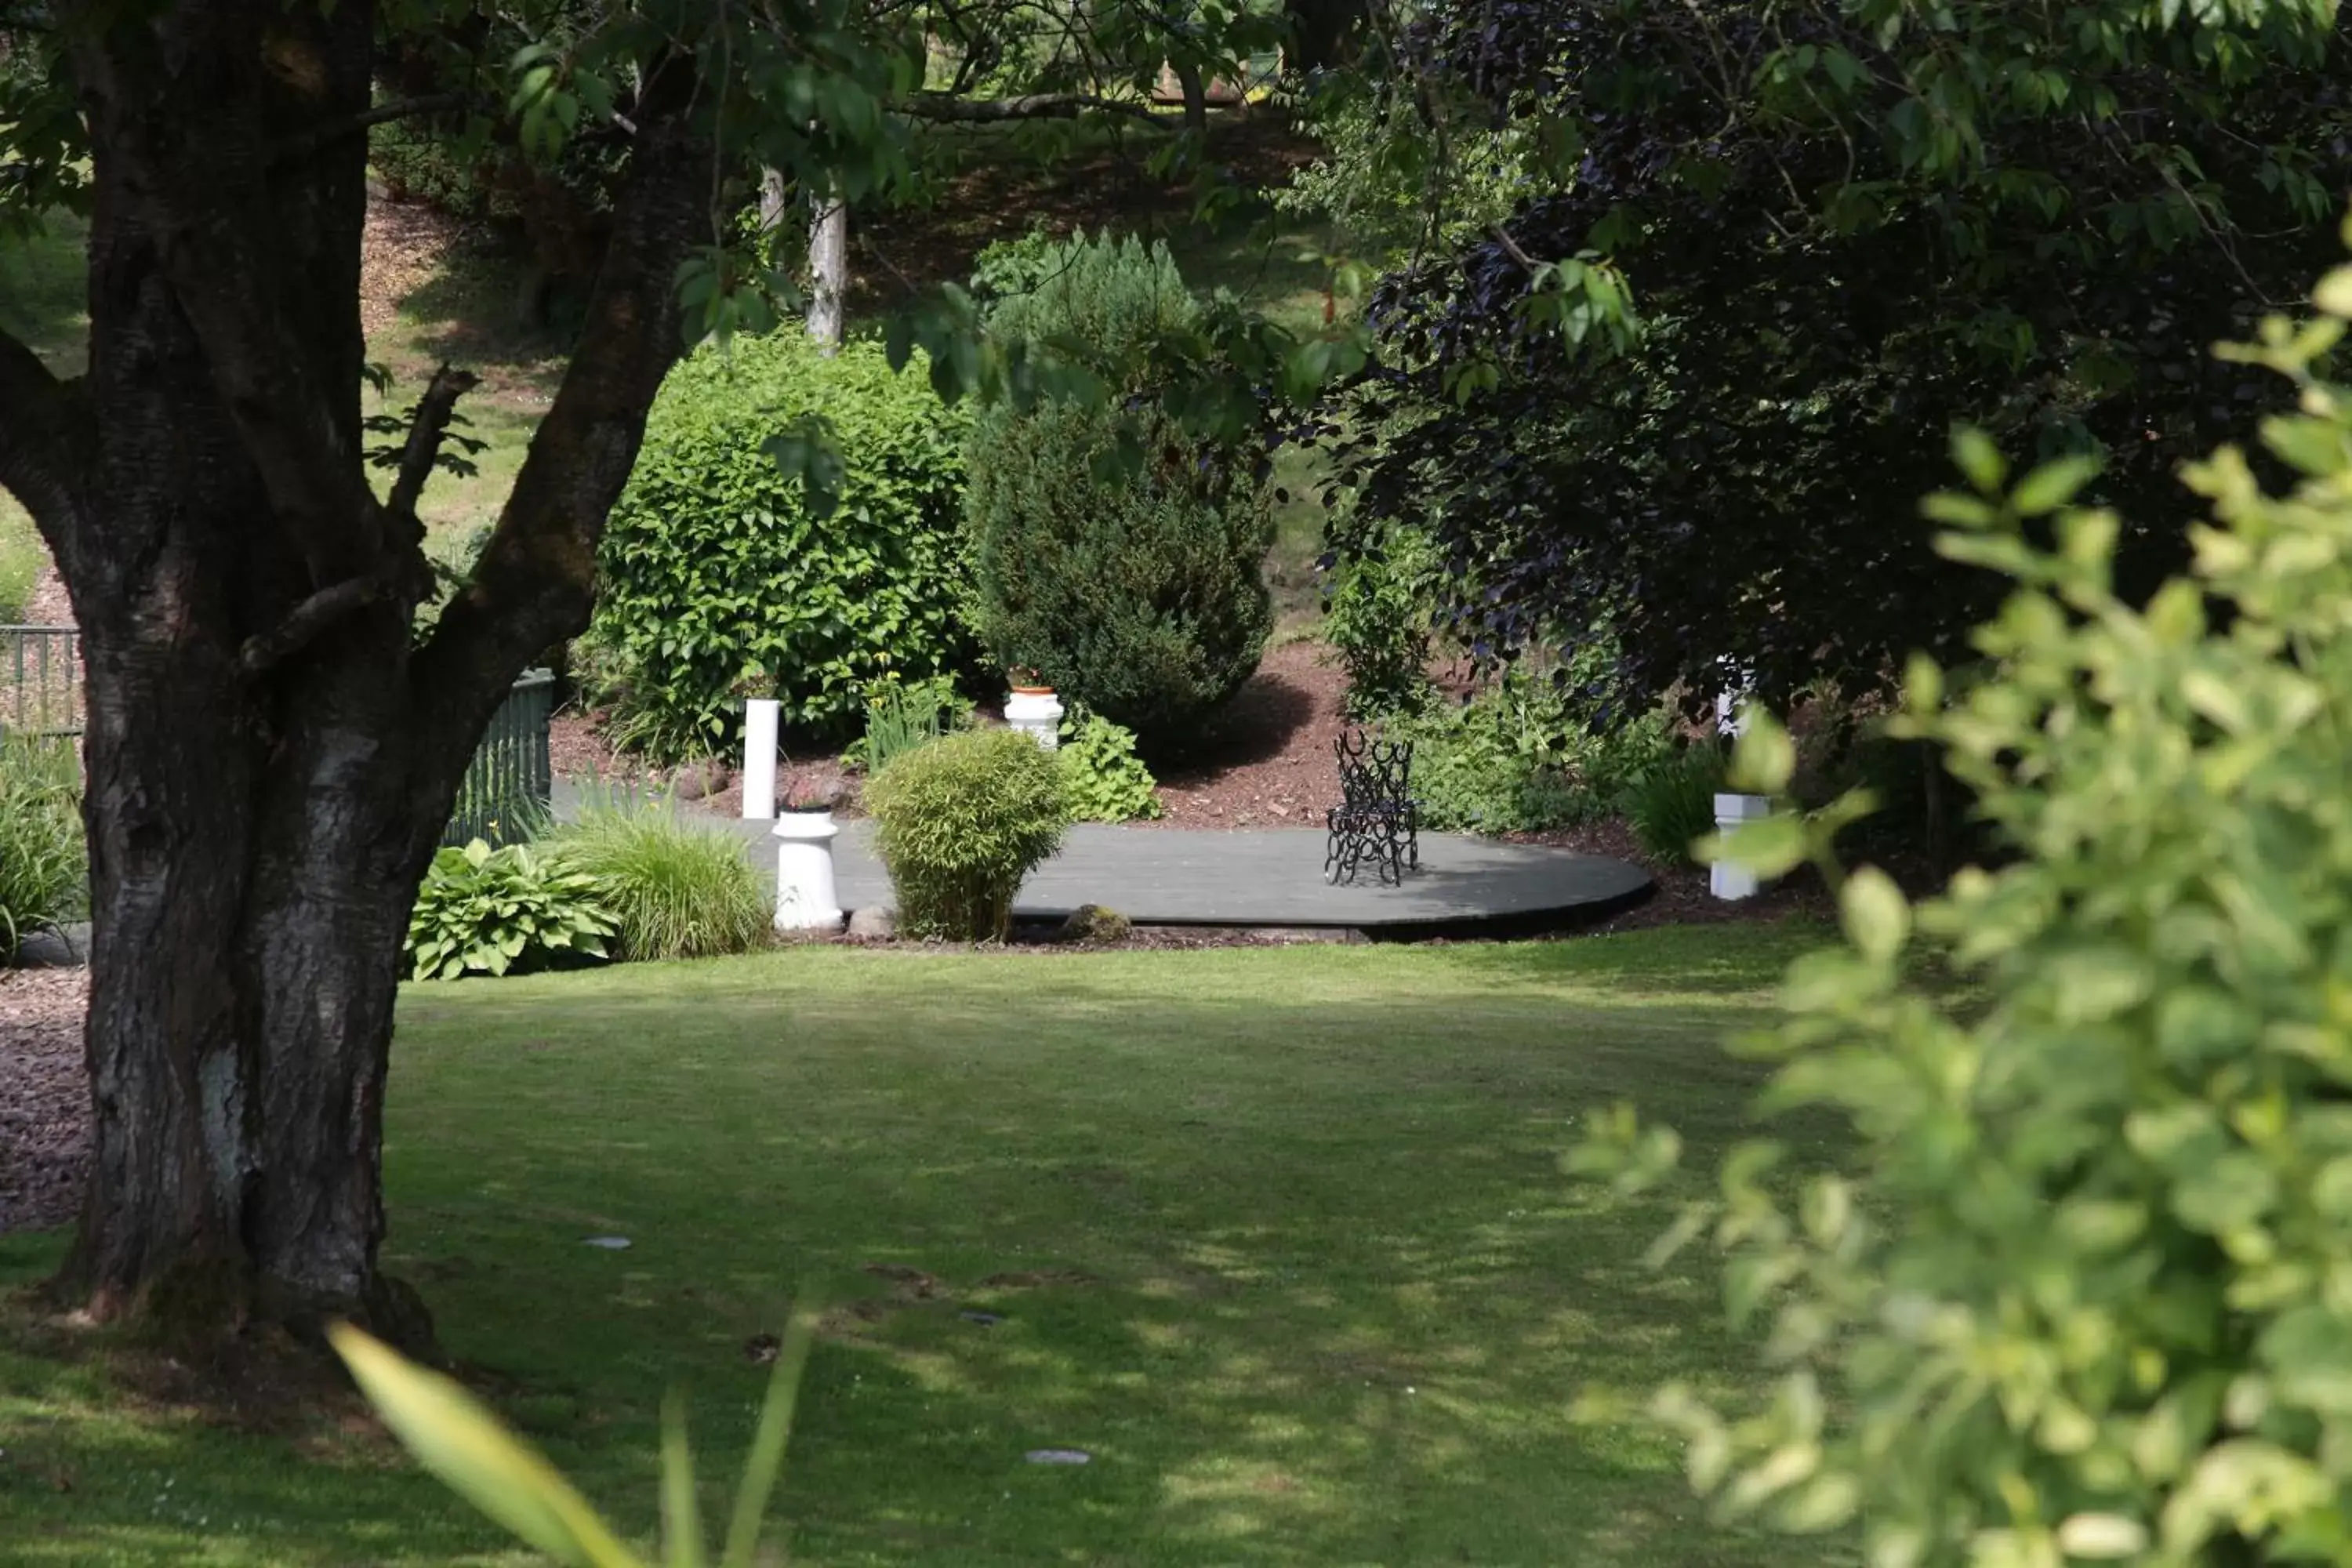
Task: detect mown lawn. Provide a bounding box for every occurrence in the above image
[0,924,1847,1566]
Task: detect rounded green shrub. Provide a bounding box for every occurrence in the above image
[966,233,1272,753]
[865,727,1068,942]
[588,332,973,763]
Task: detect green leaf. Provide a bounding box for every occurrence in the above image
[1839,868,1910,962]
[328,1325,645,1568]
[1951,426,2007,493]
[2009,454,2102,517]
[1728,709,1794,793]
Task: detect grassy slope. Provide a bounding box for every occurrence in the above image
[0,924,1848,1566]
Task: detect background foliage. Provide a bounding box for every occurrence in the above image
[547,797,771,962]
[1057,710,1162,822]
[1314,0,2352,723]
[588,332,974,764]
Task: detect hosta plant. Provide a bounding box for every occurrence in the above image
[405,839,615,982]
[1058,710,1162,822]
[1574,250,2352,1568]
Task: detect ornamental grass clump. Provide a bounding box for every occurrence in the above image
[1573,250,2352,1566]
[865,727,1068,941]
[547,797,771,961]
[0,733,83,960]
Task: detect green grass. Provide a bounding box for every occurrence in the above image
[0,924,1849,1566]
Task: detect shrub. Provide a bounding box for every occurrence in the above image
[1321,521,1440,718]
[0,733,82,960]
[1383,671,1671,835]
[1617,742,1725,866]
[965,232,1272,752]
[405,839,614,981]
[865,727,1067,941]
[1571,276,2352,1566]
[845,672,973,775]
[546,800,770,962]
[589,332,973,764]
[1058,710,1162,822]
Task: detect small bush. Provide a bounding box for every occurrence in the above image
[589,332,973,764]
[1617,743,1724,866]
[865,727,1068,941]
[966,233,1272,752]
[546,800,770,961]
[1384,671,1671,835]
[0,734,82,959]
[1322,522,1441,718]
[405,839,614,981]
[846,673,973,775]
[1058,710,1162,822]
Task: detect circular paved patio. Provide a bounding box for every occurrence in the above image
[732,818,1653,938]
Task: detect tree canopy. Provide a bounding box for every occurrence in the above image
[1312,0,2352,717]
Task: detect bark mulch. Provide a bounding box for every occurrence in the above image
[0,967,87,1237]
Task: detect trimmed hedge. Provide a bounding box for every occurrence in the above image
[866,727,1069,942]
[588,332,974,763]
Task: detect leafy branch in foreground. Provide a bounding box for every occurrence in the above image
[1572,240,2352,1566]
[329,1306,815,1567]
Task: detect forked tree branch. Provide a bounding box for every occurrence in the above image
[240,575,386,673]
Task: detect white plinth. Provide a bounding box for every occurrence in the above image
[772,811,843,931]
[1710,792,1775,902]
[742,699,781,821]
[1006,689,1064,750]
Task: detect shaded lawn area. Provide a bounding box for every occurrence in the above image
[0,923,1850,1566]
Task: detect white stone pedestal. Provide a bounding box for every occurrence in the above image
[772,811,843,932]
[1006,689,1064,750]
[1711,793,1776,901]
[742,699,780,821]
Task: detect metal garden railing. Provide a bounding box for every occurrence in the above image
[0,626,84,736]
[443,669,556,848]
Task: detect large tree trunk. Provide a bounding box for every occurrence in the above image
[0,1,709,1348]
[808,194,848,353]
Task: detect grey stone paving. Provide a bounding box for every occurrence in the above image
[550,782,1653,933]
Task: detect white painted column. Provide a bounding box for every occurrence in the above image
[742,699,780,822]
[1711,684,1773,902]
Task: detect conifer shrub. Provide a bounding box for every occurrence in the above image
[965,233,1272,753]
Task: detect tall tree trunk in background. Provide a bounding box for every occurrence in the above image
[0,2,709,1347]
[1172,63,1209,134]
[808,194,847,353]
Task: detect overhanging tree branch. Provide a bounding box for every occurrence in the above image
[270,92,475,165]
[0,321,91,569]
[902,91,1181,125]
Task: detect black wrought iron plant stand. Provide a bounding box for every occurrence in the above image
[1325,725,1421,886]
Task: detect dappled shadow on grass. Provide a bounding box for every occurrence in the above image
[0,940,1851,1565]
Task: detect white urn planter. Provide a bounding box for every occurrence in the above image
[1006,686,1064,750]
[772,811,844,932]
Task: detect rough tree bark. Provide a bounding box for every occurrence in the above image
[807,194,848,353]
[0,1,710,1348]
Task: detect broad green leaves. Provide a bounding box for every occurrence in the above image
[404,839,614,982]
